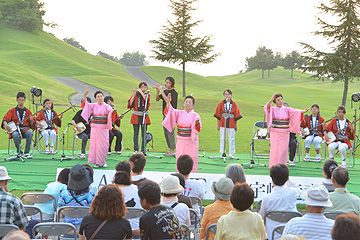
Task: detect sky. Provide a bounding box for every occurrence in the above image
[42,0,333,77]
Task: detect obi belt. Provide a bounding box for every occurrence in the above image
[92,115,107,124]
[272,119,289,129]
[177,126,191,137]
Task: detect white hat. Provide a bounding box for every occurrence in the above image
[160,175,184,194]
[302,185,332,207]
[0,167,12,181]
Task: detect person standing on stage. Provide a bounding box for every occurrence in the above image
[213,89,242,158]
[156,76,178,157]
[104,96,124,154]
[283,102,299,166]
[264,93,308,168]
[81,86,113,168]
[128,81,151,154]
[323,106,354,168]
[163,94,202,173]
[301,104,325,162]
[2,92,35,158]
[36,99,63,154]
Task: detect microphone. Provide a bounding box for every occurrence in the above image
[225,97,229,101]
[145,90,150,94]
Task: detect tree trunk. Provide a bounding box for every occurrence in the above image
[182,62,186,97]
[261,69,264,79]
[342,77,349,106]
[291,69,294,79]
[268,69,270,77]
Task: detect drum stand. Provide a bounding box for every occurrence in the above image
[5,127,25,163]
[52,123,75,162]
[208,125,239,163]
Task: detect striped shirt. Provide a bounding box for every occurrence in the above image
[0,188,28,228]
[282,213,334,240]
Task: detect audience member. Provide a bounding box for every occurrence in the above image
[282,185,334,240]
[279,235,306,240]
[326,167,360,215]
[0,166,28,230]
[79,184,132,240]
[138,180,183,239]
[58,164,95,226]
[331,213,360,240]
[225,163,246,184]
[200,177,234,240]
[83,164,98,193]
[259,164,298,239]
[215,183,266,240]
[171,173,192,208]
[177,154,205,216]
[160,175,190,226]
[129,153,148,185]
[322,160,338,192]
[3,230,30,240]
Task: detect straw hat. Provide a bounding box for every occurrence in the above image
[211,177,234,200]
[160,175,184,194]
[302,185,332,207]
[0,167,12,181]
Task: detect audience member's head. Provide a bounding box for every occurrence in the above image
[323,160,338,179]
[160,175,184,197]
[212,177,234,201]
[177,154,193,176]
[225,163,246,184]
[0,166,13,190]
[138,181,161,210]
[129,153,147,174]
[279,235,306,240]
[302,185,332,212]
[67,164,92,195]
[171,173,186,188]
[3,230,30,240]
[57,168,70,185]
[90,184,126,220]
[230,183,254,211]
[113,161,132,186]
[270,164,289,186]
[332,167,349,187]
[331,213,360,240]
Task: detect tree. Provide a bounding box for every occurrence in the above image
[63,38,87,52]
[283,51,306,79]
[150,0,219,96]
[245,46,275,78]
[274,52,284,67]
[300,0,360,106]
[119,51,149,66]
[97,51,119,62]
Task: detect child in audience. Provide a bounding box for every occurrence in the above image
[322,159,338,192]
[129,153,148,185]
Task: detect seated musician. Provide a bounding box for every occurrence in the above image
[36,99,63,154]
[1,92,35,158]
[104,96,123,154]
[300,104,325,162]
[323,106,354,168]
[71,97,92,158]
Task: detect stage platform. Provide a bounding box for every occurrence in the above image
[1,150,359,197]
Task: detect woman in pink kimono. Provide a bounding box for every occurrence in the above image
[264,93,308,168]
[162,93,202,173]
[81,86,113,168]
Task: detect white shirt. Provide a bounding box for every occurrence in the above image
[183,179,205,216]
[119,184,143,229]
[259,185,298,239]
[312,116,317,127]
[163,200,191,226]
[339,119,346,130]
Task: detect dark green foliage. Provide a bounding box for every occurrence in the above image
[283,51,306,79]
[97,51,119,63]
[119,51,149,66]
[63,37,87,52]
[245,46,276,79]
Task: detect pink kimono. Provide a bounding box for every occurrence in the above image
[162,105,202,173]
[81,100,113,165]
[264,103,302,168]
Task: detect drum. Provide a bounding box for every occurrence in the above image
[322,131,336,144]
[38,121,48,131]
[300,127,310,138]
[256,128,268,139]
[74,122,86,134]
[5,121,17,134]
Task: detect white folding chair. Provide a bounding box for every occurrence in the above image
[301,138,327,162]
[264,211,302,240]
[32,222,76,240]
[125,207,146,220]
[205,223,217,240]
[21,193,57,221]
[0,224,19,238]
[36,128,59,154]
[271,224,286,240]
[244,121,269,168]
[24,205,43,222]
[324,211,342,220]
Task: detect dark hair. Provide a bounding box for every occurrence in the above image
[323,160,338,179]
[138,180,161,205]
[43,98,54,110]
[129,154,147,174]
[16,92,26,99]
[113,161,132,186]
[272,93,283,104]
[223,89,232,95]
[57,168,70,184]
[331,213,360,240]
[337,105,346,114]
[139,81,148,88]
[270,164,289,186]
[171,173,185,188]
[90,184,126,220]
[311,104,320,117]
[104,96,114,103]
[165,76,175,88]
[332,167,349,186]
[184,95,195,105]
[230,183,254,211]
[94,90,104,99]
[81,97,92,105]
[177,154,194,175]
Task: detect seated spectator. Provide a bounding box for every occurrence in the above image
[200,177,234,240]
[259,164,298,239]
[138,180,183,239]
[282,185,334,240]
[279,235,306,240]
[322,160,338,192]
[171,173,192,208]
[129,153,148,185]
[79,184,132,240]
[331,213,360,240]
[35,168,70,221]
[215,183,266,240]
[326,167,360,215]
[225,163,246,184]
[3,230,30,240]
[58,164,95,226]
[177,154,205,216]
[160,175,190,226]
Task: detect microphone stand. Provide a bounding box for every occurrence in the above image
[52,122,76,162]
[349,101,360,167]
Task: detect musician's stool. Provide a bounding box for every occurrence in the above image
[8,136,34,157]
[301,140,327,162]
[36,129,59,154]
[335,147,355,168]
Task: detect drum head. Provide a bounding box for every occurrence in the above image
[146,133,153,143]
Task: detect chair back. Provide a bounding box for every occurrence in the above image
[0,224,19,238]
[125,207,147,220]
[189,208,198,228]
[189,196,203,215]
[181,224,190,238]
[56,206,90,222]
[32,222,76,240]
[256,200,262,212]
[24,205,43,222]
[255,121,268,128]
[21,193,57,209]
[271,224,286,240]
[264,211,302,226]
[324,212,342,220]
[205,223,217,240]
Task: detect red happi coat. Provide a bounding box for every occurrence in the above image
[213,100,242,128]
[111,111,121,130]
[300,115,325,136]
[127,93,151,125]
[325,118,354,148]
[2,107,35,138]
[36,109,62,133]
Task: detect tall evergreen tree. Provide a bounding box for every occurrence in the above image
[150,0,219,96]
[283,51,306,79]
[300,0,360,106]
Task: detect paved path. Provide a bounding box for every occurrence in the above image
[123,66,161,87]
[51,77,110,105]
